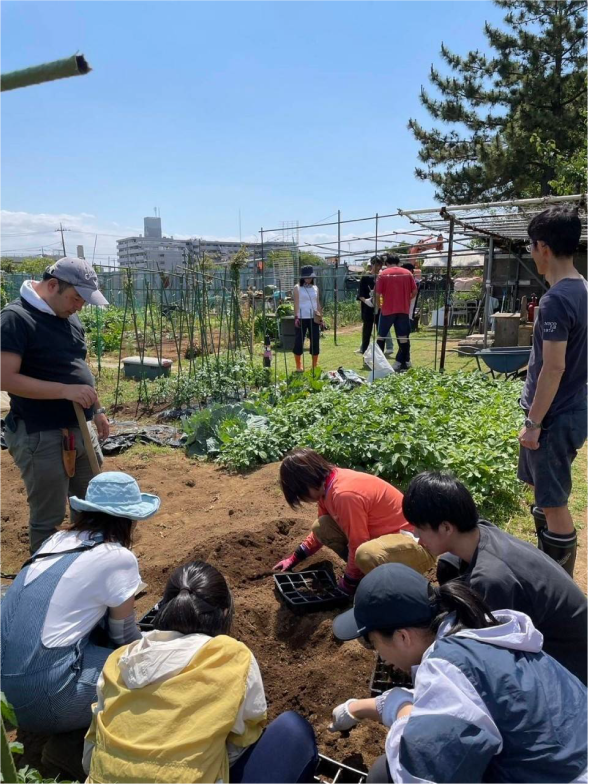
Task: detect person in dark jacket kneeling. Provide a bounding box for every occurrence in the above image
[329,563,587,783]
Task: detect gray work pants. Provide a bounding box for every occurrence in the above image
[4,418,103,554]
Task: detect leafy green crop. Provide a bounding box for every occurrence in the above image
[215,369,524,520]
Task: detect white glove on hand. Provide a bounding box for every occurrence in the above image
[328,699,360,732]
[365,297,373,308]
[379,687,415,727]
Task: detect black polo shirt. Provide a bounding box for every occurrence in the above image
[1,297,95,432]
[458,519,587,684]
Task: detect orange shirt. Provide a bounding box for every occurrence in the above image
[300,468,411,581]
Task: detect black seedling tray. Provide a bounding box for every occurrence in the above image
[274,569,351,614]
[138,603,160,632]
[370,655,412,696]
[314,754,367,784]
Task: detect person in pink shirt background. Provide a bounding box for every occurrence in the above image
[375,254,417,372]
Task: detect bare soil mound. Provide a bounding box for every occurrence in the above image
[1,448,386,776]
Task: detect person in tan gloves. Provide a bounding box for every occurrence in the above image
[273,448,435,594]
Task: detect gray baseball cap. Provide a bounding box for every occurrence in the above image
[47,257,109,306]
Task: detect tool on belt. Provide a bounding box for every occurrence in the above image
[61,428,77,477]
[73,402,101,476]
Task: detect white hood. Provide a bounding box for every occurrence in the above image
[20,280,56,316]
[118,630,212,689]
[449,609,544,653]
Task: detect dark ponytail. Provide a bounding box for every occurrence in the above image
[429,580,500,636]
[153,560,234,637]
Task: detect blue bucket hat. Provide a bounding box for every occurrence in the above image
[69,471,160,520]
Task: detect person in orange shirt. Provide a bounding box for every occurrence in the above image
[272,449,435,594]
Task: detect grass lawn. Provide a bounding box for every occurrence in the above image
[270,324,476,376]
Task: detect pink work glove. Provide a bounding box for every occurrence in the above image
[273,553,299,572]
[338,574,360,596]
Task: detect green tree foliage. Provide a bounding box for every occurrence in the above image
[0,257,52,274]
[409,1,587,202]
[384,242,411,256]
[298,251,324,267]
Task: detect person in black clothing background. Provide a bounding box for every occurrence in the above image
[358,255,383,354]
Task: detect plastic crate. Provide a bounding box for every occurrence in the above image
[274,569,351,614]
[138,603,160,632]
[370,655,412,696]
[314,754,367,783]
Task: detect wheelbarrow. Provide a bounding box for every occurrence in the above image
[452,345,531,380]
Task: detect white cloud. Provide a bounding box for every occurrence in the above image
[0,210,140,264]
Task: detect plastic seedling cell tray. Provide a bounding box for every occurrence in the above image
[370,655,412,696]
[314,754,367,783]
[274,569,350,614]
[138,603,160,632]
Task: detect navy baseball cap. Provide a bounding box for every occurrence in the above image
[47,257,109,306]
[332,563,438,641]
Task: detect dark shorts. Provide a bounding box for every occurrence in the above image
[517,407,587,508]
[293,318,320,356]
[378,313,411,339]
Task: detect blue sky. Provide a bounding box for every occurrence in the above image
[1,1,505,261]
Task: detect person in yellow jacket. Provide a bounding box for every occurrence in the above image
[83,560,318,783]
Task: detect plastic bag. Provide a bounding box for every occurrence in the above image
[363,344,394,381]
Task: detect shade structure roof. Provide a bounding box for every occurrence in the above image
[398,194,587,248]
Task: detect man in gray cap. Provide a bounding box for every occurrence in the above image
[1,257,110,552]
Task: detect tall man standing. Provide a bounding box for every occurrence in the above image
[518,206,587,574]
[1,257,110,553]
[375,254,417,371]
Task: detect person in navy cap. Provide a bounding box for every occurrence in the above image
[1,257,110,552]
[329,563,587,783]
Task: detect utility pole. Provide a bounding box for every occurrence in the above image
[56,223,68,256]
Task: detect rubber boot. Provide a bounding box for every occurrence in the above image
[294,354,303,373]
[311,355,319,371]
[531,505,548,537]
[538,528,577,577]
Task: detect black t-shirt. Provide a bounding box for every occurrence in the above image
[521,277,588,416]
[1,297,95,432]
[358,274,377,318]
[458,520,587,684]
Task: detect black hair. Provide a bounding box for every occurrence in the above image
[527,205,582,258]
[384,253,400,266]
[373,580,499,641]
[68,511,134,548]
[401,262,415,272]
[153,560,233,637]
[369,255,384,268]
[402,471,479,532]
[280,448,333,508]
[42,270,72,294]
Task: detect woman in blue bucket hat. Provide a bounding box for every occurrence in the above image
[1,471,160,736]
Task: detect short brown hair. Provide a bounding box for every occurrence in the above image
[280,448,333,508]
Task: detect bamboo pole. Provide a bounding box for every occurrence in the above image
[2,54,91,92]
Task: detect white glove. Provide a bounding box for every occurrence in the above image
[365,297,373,308]
[328,699,360,732]
[379,687,415,727]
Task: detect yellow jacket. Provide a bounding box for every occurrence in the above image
[84,631,267,783]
